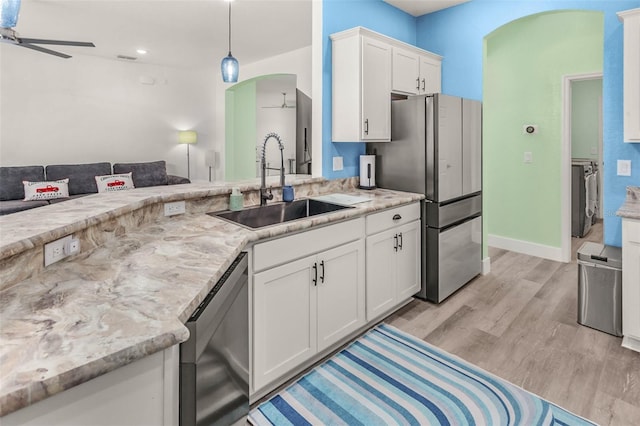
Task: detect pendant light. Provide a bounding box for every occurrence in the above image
[221,0,239,83]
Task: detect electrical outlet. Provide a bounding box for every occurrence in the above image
[333,156,343,171]
[44,235,73,266]
[164,201,186,216]
[617,160,631,176]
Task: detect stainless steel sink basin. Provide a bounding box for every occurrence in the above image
[209,199,354,229]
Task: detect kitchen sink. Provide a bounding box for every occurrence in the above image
[209,199,354,229]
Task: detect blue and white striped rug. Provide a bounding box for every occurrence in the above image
[249,324,596,425]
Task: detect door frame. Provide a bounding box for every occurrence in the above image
[561,72,603,262]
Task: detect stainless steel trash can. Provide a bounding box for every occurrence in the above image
[577,242,622,337]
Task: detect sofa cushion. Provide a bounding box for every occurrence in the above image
[113,160,168,188]
[46,162,112,195]
[167,175,191,185]
[0,166,45,201]
[0,200,50,215]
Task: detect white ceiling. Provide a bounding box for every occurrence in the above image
[7,0,312,68]
[383,0,471,17]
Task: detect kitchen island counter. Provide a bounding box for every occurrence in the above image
[0,179,423,417]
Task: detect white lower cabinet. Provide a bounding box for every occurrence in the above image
[2,346,179,426]
[252,221,366,394]
[622,218,640,352]
[366,220,421,321]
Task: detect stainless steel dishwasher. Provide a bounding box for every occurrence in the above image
[180,252,249,426]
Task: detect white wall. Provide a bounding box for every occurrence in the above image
[213,46,311,181]
[0,44,310,183]
[0,46,216,181]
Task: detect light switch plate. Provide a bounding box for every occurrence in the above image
[333,156,343,171]
[524,152,533,163]
[617,160,631,176]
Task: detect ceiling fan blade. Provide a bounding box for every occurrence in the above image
[19,43,71,59]
[19,38,95,47]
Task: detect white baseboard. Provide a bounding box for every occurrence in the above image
[487,234,564,262]
[482,257,491,275]
[622,336,640,353]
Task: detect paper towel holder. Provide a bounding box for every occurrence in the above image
[359,155,376,190]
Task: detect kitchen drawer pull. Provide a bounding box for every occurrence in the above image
[392,214,402,221]
[320,260,325,283]
[312,262,318,286]
[394,234,398,252]
[398,232,403,250]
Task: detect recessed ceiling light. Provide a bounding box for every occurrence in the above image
[136,49,148,55]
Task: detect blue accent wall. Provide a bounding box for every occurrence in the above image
[414,0,640,247]
[322,0,416,179]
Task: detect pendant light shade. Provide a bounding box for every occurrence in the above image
[221,1,239,83]
[1,0,22,28]
[221,53,239,83]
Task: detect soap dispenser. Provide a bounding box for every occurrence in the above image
[229,187,243,211]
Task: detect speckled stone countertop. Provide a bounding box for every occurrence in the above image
[617,186,640,220]
[0,179,423,417]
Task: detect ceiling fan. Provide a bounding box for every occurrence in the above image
[262,92,296,109]
[0,0,95,59]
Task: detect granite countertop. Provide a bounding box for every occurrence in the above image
[617,186,640,220]
[0,182,423,417]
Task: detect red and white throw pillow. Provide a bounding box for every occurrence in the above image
[95,173,135,193]
[23,179,70,201]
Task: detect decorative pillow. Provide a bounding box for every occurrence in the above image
[95,173,135,193]
[23,179,70,201]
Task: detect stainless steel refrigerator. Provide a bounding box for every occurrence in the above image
[373,94,482,303]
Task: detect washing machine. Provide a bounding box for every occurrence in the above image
[571,160,598,238]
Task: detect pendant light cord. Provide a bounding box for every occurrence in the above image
[228,1,232,54]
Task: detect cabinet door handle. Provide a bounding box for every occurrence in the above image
[422,78,426,91]
[392,214,402,221]
[364,119,369,135]
[320,260,325,283]
[398,232,403,250]
[416,77,420,91]
[394,234,398,252]
[312,262,318,286]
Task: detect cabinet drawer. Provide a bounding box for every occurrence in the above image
[366,202,420,235]
[254,218,365,272]
[624,219,640,243]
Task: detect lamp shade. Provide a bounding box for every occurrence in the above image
[1,0,22,28]
[221,53,239,83]
[178,130,197,144]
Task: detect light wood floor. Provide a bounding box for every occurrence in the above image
[387,222,640,426]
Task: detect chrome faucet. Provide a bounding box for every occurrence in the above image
[260,132,285,206]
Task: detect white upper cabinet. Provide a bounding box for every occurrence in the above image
[392,47,442,95]
[618,9,640,143]
[331,27,442,142]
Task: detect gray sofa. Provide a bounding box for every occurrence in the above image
[0,160,190,215]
